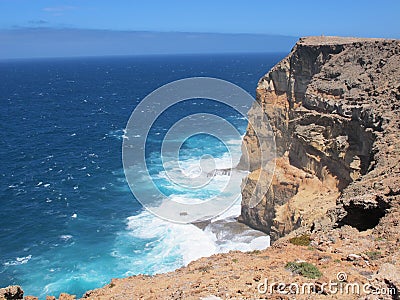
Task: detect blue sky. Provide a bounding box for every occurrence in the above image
[1,0,399,36]
[0,0,399,58]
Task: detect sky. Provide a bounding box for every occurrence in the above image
[0,0,399,58]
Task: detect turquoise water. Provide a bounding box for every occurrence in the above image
[0,53,283,298]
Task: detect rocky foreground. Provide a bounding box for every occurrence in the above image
[2,36,399,299]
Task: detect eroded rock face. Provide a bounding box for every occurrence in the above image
[240,36,400,242]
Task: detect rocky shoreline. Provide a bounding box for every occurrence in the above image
[2,36,399,300]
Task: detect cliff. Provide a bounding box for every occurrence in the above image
[239,36,400,243]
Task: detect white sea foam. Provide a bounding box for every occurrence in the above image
[4,255,32,266]
[126,211,216,266]
[121,135,269,273]
[124,207,269,272]
[59,235,73,241]
[107,129,125,140]
[211,202,242,222]
[119,116,266,272]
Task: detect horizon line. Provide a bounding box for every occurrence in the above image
[1,26,300,38]
[0,51,289,62]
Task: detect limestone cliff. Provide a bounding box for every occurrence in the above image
[239,36,400,242]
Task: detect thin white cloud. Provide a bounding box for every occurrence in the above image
[29,20,49,25]
[43,6,76,12]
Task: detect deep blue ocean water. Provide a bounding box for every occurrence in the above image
[0,53,283,298]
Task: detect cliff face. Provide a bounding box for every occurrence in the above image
[239,36,400,242]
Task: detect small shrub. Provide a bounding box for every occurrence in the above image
[285,261,322,279]
[365,251,382,260]
[232,258,238,263]
[250,250,261,255]
[289,234,311,246]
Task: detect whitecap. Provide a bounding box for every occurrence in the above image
[59,235,73,241]
[16,255,32,264]
[4,255,32,266]
[125,211,216,266]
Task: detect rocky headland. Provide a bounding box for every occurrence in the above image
[239,36,400,246]
[3,36,399,300]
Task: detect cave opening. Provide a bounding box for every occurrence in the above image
[338,202,390,231]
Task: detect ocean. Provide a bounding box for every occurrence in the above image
[0,53,283,298]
